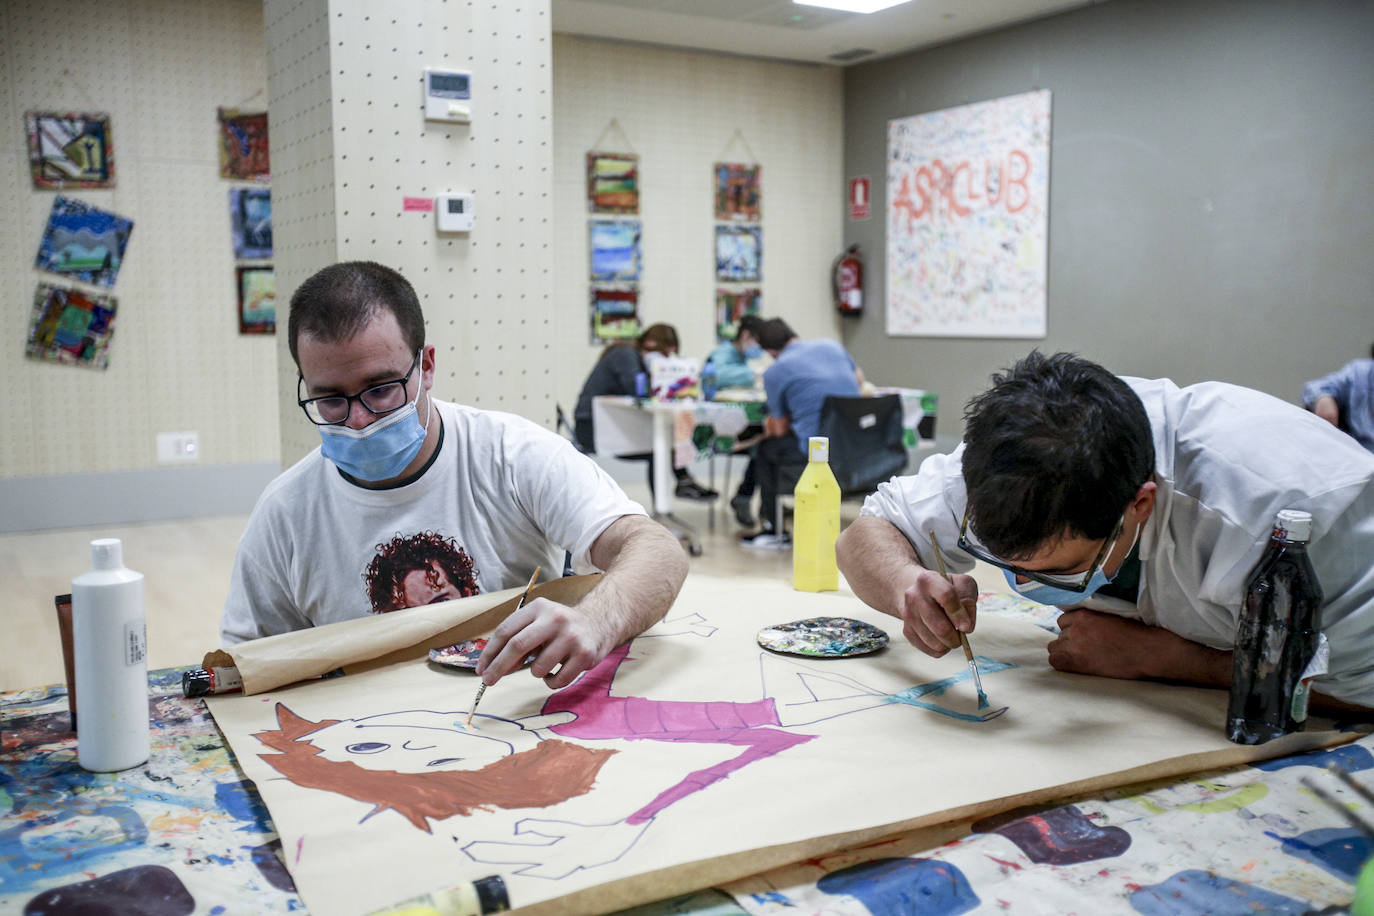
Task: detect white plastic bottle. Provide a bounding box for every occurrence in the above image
[72,538,149,771]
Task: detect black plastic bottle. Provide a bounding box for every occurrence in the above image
[1226,509,1324,745]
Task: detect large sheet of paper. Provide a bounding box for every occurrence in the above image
[206,575,1347,915]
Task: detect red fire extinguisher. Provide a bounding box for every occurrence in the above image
[832,244,863,315]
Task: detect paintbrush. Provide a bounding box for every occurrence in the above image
[928,530,990,711]
[1300,774,1374,841]
[466,566,540,729]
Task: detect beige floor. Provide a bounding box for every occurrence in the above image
[1,481,1007,692]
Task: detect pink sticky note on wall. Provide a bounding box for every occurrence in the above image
[403,197,435,213]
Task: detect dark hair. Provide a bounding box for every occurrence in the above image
[364,531,479,613]
[637,323,678,354]
[961,351,1155,560]
[288,262,426,366]
[736,314,765,340]
[755,318,795,352]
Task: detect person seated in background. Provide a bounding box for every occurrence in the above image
[837,350,1374,715]
[703,314,767,526]
[573,323,718,501]
[1303,342,1374,453]
[741,318,863,547]
[221,262,688,695]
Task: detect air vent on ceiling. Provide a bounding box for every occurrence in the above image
[828,47,875,62]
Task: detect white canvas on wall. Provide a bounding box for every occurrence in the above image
[886,89,1050,338]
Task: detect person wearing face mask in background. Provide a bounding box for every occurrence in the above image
[573,322,718,501]
[836,351,1374,716]
[702,314,768,526]
[220,262,688,695]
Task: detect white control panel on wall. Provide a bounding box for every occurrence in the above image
[436,193,474,232]
[424,67,471,122]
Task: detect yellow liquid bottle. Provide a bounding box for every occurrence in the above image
[793,436,841,592]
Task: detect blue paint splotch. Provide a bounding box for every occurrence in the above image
[817,857,979,916]
[882,658,1016,722]
[22,864,195,916]
[1271,827,1372,882]
[992,804,1131,865]
[1252,743,1373,773]
[248,840,298,893]
[214,780,273,832]
[1129,869,1308,916]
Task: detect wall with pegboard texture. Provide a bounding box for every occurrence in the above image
[268,0,557,467]
[0,0,278,480]
[551,35,845,411]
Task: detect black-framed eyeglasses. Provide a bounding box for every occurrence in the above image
[297,351,421,426]
[956,508,1124,593]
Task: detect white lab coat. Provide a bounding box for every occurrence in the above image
[862,376,1374,706]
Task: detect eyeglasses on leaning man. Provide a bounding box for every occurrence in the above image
[957,507,1132,606]
[297,351,422,425]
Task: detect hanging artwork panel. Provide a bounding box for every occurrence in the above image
[237,266,276,335]
[34,196,134,289]
[887,89,1050,338]
[589,287,641,344]
[589,220,641,283]
[24,112,115,189]
[26,282,118,369]
[230,187,273,259]
[715,226,761,283]
[715,288,761,343]
[218,108,270,182]
[714,163,760,222]
[587,153,639,215]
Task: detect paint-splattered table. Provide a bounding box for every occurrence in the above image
[4,663,1370,915]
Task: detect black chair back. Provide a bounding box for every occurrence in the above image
[817,394,908,497]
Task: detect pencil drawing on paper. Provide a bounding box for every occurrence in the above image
[252,614,1015,880]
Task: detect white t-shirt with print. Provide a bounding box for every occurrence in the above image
[220,399,646,644]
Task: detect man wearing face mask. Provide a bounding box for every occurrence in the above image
[836,350,1374,714]
[220,262,688,693]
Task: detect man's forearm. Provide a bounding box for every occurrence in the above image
[836,517,921,618]
[582,515,688,649]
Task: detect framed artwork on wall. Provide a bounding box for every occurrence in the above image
[218,108,270,182]
[590,287,640,345]
[715,288,761,343]
[587,152,639,215]
[237,266,276,334]
[230,187,273,259]
[25,282,118,369]
[589,219,641,283]
[33,196,134,289]
[714,162,760,222]
[25,111,115,189]
[714,226,761,283]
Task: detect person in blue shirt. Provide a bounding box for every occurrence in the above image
[704,315,767,526]
[741,318,863,547]
[1303,343,1374,454]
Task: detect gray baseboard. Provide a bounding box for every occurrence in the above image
[0,463,281,533]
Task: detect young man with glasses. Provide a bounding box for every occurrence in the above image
[220,262,687,693]
[837,351,1374,714]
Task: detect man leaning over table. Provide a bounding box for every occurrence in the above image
[836,350,1374,714]
[220,261,688,692]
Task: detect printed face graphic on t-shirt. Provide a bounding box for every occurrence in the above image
[364,530,480,614]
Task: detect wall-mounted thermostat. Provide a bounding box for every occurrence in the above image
[436,193,474,232]
[424,67,471,122]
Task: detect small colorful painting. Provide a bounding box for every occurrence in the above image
[715,162,760,222]
[715,225,761,283]
[218,108,270,182]
[25,112,115,189]
[589,219,641,282]
[590,287,641,344]
[715,287,761,342]
[34,196,134,288]
[237,266,275,335]
[26,283,118,369]
[587,153,639,215]
[230,187,273,259]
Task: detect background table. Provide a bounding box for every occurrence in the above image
[4,600,1369,915]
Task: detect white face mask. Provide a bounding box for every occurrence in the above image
[642,351,668,373]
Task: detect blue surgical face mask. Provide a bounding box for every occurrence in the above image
[743,345,764,360]
[319,386,429,482]
[1002,521,1141,606]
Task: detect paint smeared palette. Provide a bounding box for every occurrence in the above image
[757,617,889,658]
[428,638,536,670]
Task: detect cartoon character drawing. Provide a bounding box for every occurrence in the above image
[253,616,1012,880]
[364,531,480,613]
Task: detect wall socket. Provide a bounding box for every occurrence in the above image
[156,431,200,464]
